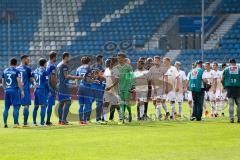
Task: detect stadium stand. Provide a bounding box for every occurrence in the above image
[0,0,240,73]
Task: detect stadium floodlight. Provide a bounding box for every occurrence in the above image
[201,0,205,61]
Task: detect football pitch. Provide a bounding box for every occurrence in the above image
[0,100,240,160]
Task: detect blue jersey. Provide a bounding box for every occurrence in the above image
[91,63,105,89]
[2,67,21,90]
[16,65,33,91]
[56,62,70,93]
[33,67,48,89]
[91,63,105,72]
[46,61,56,91]
[76,65,92,85]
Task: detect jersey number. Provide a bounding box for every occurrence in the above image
[35,74,41,86]
[6,74,12,86]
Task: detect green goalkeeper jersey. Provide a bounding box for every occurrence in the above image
[115,63,134,91]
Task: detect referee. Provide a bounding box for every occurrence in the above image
[222,59,240,123]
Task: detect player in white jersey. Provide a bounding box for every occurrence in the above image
[202,62,217,117]
[149,56,169,120]
[163,57,180,120]
[133,60,150,120]
[175,61,187,117]
[217,63,227,116]
[103,58,121,122]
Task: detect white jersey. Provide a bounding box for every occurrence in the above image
[214,70,224,90]
[164,66,180,91]
[202,69,216,85]
[178,70,187,93]
[134,69,149,93]
[104,67,118,95]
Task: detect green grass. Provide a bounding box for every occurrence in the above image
[0,100,240,160]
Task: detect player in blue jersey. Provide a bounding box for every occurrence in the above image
[45,51,57,125]
[16,55,34,127]
[56,52,82,125]
[76,56,99,125]
[90,55,106,123]
[2,58,24,128]
[32,58,48,126]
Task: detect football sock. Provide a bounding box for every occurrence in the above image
[13,105,20,125]
[40,105,47,125]
[46,104,53,122]
[3,105,10,125]
[170,101,175,117]
[178,102,182,116]
[23,106,29,125]
[79,104,84,121]
[58,102,64,122]
[162,102,168,113]
[33,105,39,124]
[62,101,71,122]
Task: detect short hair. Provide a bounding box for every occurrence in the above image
[205,62,210,65]
[117,52,127,58]
[10,58,18,66]
[20,55,29,61]
[62,52,70,59]
[213,62,218,66]
[49,51,57,60]
[163,57,170,62]
[175,61,181,65]
[153,56,161,60]
[39,58,47,66]
[138,60,145,65]
[222,63,227,68]
[229,59,236,64]
[81,56,91,64]
[111,57,118,66]
[105,58,111,68]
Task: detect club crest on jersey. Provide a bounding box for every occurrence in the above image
[229,66,238,74]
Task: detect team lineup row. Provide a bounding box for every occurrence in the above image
[1,51,240,128]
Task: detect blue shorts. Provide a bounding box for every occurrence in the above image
[4,88,21,106]
[58,93,71,102]
[34,88,47,105]
[20,89,31,106]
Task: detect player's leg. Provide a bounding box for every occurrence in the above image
[3,91,11,127]
[168,91,176,119]
[155,98,162,120]
[235,97,240,123]
[228,98,235,123]
[40,105,47,125]
[143,102,149,119]
[209,92,216,117]
[32,105,39,125]
[23,105,29,126]
[161,97,170,119]
[62,100,71,124]
[46,94,55,125]
[3,104,10,127]
[13,105,20,126]
[78,96,84,123]
[177,92,183,117]
[58,101,64,124]
[96,99,103,122]
[139,99,145,120]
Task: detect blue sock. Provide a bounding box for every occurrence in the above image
[46,104,53,122]
[62,101,71,122]
[33,105,39,124]
[85,103,92,121]
[3,105,10,125]
[40,105,47,125]
[79,104,84,121]
[13,105,20,125]
[23,106,29,125]
[58,102,64,123]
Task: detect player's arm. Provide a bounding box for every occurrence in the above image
[2,78,5,89]
[64,69,82,80]
[17,75,24,98]
[175,76,180,92]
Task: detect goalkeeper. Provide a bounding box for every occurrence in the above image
[106,53,134,124]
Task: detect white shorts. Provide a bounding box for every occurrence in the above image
[136,91,148,102]
[167,91,176,102]
[188,91,193,101]
[153,88,165,100]
[103,92,119,105]
[176,92,184,103]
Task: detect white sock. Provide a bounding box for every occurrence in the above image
[170,102,175,116]
[140,104,145,118]
[178,102,182,116]
[156,104,161,118]
[162,103,168,113]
